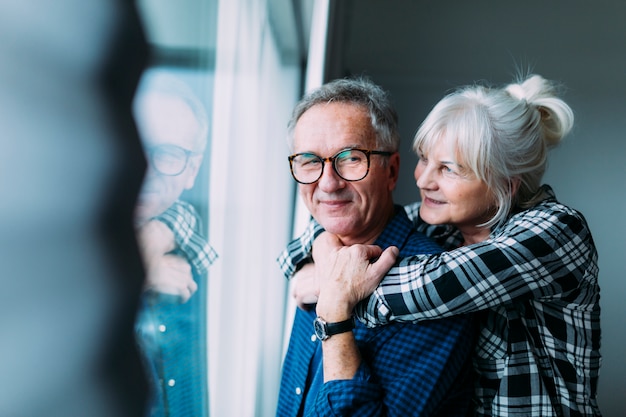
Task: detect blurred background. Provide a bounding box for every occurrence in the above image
[2,1,624,416]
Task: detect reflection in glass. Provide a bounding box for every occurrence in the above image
[145,144,202,176]
[133,71,216,417]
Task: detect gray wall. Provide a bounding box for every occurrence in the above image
[329,1,626,414]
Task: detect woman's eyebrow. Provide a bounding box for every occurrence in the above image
[439,159,466,170]
[439,159,458,166]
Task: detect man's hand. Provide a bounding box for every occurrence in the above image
[144,253,197,303]
[311,232,399,383]
[313,232,399,322]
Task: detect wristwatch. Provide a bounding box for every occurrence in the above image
[313,316,355,341]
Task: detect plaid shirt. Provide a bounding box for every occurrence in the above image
[155,200,218,273]
[276,206,474,416]
[277,186,602,417]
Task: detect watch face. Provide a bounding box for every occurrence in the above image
[313,317,328,341]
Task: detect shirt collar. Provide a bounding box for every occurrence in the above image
[373,205,413,251]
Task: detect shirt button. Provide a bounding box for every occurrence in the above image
[310,334,317,342]
[295,387,302,395]
[168,379,176,387]
[158,324,167,333]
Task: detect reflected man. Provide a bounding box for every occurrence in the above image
[133,71,217,417]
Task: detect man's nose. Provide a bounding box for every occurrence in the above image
[317,160,345,192]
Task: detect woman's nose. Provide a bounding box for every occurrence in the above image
[415,162,433,189]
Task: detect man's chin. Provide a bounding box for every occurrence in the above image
[317,219,355,238]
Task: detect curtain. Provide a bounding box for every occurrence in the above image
[207,0,301,415]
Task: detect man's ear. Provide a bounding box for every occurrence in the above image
[183,155,203,190]
[388,152,400,191]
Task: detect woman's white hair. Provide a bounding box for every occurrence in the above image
[413,74,574,229]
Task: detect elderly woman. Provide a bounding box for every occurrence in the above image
[278,74,602,417]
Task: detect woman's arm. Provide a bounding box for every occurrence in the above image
[280,200,598,327]
[155,199,218,274]
[355,201,598,326]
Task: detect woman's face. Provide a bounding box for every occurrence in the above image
[414,139,496,243]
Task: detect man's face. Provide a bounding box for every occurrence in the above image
[293,102,399,245]
[134,93,203,223]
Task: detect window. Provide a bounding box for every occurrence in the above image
[133,1,217,417]
[133,1,319,416]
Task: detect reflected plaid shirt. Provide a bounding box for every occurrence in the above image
[277,186,602,417]
[155,200,218,273]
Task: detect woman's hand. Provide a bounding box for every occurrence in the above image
[144,253,197,303]
[137,219,196,303]
[313,232,399,321]
[291,263,319,310]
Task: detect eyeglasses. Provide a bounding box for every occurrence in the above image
[288,148,393,184]
[145,144,199,176]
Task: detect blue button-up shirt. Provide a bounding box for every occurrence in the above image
[276,206,475,416]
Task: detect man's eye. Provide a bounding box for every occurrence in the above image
[337,151,365,165]
[297,156,321,167]
[338,156,360,164]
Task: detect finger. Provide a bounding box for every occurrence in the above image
[291,280,319,306]
[169,256,192,273]
[179,288,191,304]
[358,244,385,261]
[313,232,343,260]
[317,231,343,248]
[178,280,198,303]
[296,301,317,311]
[296,295,319,311]
[367,246,399,280]
[187,279,198,295]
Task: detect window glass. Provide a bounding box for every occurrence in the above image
[133,1,217,417]
[132,0,315,415]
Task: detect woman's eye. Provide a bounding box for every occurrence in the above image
[441,165,458,176]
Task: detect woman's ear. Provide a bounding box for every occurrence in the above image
[510,177,521,198]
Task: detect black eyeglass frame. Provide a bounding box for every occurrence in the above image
[287,147,394,184]
[145,144,201,176]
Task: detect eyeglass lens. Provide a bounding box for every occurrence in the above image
[291,149,369,183]
[150,145,190,176]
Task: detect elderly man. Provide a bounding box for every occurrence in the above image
[276,78,474,416]
[133,71,217,417]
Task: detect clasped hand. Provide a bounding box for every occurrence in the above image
[137,219,197,303]
[292,232,399,319]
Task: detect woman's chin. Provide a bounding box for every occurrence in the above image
[419,207,448,226]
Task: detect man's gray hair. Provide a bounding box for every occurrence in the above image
[287,77,400,152]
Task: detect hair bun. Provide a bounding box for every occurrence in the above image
[506,84,527,101]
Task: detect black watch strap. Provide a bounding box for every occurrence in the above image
[313,316,355,341]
